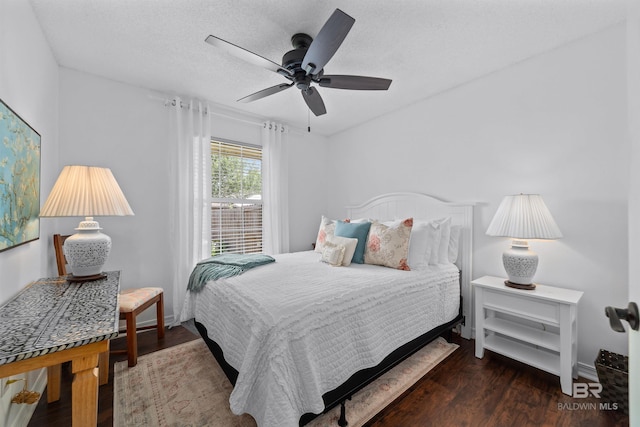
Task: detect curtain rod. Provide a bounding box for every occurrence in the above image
[165,98,210,115]
[152,94,306,134]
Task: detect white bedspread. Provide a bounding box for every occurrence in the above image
[180,251,460,427]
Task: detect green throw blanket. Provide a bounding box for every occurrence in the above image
[187,253,275,293]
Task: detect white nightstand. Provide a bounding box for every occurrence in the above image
[472,275,583,396]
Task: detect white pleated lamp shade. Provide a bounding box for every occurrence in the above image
[40,165,134,278]
[40,165,134,217]
[486,194,562,240]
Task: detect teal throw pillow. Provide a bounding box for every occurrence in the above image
[334,221,371,264]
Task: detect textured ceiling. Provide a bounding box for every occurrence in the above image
[29,0,626,136]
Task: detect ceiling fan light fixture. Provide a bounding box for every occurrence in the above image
[291,33,313,49]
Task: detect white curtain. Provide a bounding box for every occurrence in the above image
[261,121,290,255]
[168,97,212,326]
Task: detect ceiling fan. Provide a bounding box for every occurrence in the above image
[205,8,392,117]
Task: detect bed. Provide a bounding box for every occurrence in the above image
[180,193,473,427]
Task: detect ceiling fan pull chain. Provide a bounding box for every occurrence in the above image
[308,108,311,133]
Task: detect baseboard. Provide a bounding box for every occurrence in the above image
[116,314,173,336]
[578,362,598,382]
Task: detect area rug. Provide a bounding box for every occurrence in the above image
[114,337,458,427]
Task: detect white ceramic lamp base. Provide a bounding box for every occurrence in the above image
[502,239,538,290]
[63,217,112,280]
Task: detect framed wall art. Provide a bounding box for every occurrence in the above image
[0,98,41,252]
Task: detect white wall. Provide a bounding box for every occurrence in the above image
[57,69,173,314]
[58,68,328,323]
[326,24,628,371]
[0,1,60,424]
[287,129,329,251]
[0,0,59,300]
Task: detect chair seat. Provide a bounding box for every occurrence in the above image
[52,233,165,374]
[119,287,164,313]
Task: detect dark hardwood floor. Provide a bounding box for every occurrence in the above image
[365,335,629,427]
[28,326,200,427]
[28,327,628,427]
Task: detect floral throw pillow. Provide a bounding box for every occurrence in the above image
[315,216,336,253]
[364,218,413,270]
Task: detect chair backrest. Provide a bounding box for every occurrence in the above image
[53,234,71,276]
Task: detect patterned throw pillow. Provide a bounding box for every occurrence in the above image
[364,218,413,270]
[326,235,358,266]
[320,241,346,266]
[315,216,353,253]
[315,216,336,253]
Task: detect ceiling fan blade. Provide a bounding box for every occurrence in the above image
[318,75,392,90]
[238,83,294,103]
[301,87,327,116]
[205,35,292,76]
[301,9,355,75]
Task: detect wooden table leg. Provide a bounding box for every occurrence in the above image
[47,364,61,403]
[71,353,99,427]
[98,350,109,386]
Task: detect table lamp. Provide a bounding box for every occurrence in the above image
[486,194,562,290]
[40,165,134,280]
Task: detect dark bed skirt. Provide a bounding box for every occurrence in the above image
[194,310,463,426]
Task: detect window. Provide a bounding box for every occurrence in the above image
[210,139,262,255]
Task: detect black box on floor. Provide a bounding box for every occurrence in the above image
[595,349,628,415]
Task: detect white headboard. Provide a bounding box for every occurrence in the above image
[346,192,473,339]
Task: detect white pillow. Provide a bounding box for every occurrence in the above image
[327,235,358,266]
[448,225,461,263]
[407,222,429,269]
[434,217,451,264]
[349,217,373,223]
[427,221,442,265]
[320,241,346,266]
[407,221,440,270]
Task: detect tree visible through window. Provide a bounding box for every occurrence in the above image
[211,139,262,255]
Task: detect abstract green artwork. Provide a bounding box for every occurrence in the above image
[0,99,40,252]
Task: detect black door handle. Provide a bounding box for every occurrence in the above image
[605,302,639,332]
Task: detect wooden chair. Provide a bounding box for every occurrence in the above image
[53,234,165,367]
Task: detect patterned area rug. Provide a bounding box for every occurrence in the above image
[114,337,458,427]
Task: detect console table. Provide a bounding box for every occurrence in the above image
[0,271,120,426]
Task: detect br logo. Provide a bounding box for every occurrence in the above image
[573,383,602,398]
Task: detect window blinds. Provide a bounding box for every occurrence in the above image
[211,140,263,254]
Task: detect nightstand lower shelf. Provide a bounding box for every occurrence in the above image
[484,317,561,352]
[484,334,560,376]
